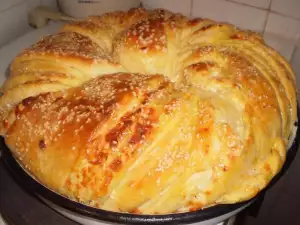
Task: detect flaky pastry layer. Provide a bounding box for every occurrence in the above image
[0,8,297,214]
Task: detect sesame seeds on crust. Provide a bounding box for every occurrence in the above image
[0,7,297,215]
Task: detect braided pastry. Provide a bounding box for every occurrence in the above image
[0,8,297,214]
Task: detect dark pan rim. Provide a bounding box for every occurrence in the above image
[1,116,299,225]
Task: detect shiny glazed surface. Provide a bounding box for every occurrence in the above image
[0,8,297,214]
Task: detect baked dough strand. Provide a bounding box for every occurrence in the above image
[0,8,297,214]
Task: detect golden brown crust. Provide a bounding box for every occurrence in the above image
[60,21,115,53]
[0,7,297,214]
[19,32,111,62]
[5,73,171,201]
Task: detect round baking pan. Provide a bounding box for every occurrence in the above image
[1,115,299,225]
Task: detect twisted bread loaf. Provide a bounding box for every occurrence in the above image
[0,8,297,214]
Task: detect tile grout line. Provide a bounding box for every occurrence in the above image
[225,0,300,21]
[268,0,272,10]
[269,0,300,21]
[190,0,193,17]
[290,45,297,63]
[269,10,300,22]
[226,0,270,11]
[262,10,270,35]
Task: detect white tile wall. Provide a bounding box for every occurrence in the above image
[229,0,271,9]
[264,33,296,61]
[0,0,59,47]
[0,1,33,47]
[192,0,268,32]
[141,0,192,16]
[265,12,300,41]
[27,0,41,8]
[40,0,57,10]
[291,46,300,94]
[264,13,300,65]
[271,0,300,20]
[0,0,23,11]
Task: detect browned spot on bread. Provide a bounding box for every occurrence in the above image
[264,163,271,172]
[203,145,210,155]
[20,93,52,110]
[125,17,166,51]
[128,108,157,145]
[109,158,123,172]
[222,165,229,172]
[198,102,214,130]
[65,177,72,188]
[106,120,132,147]
[188,201,204,212]
[2,119,9,129]
[39,139,46,150]
[188,18,204,26]
[231,34,244,40]
[198,24,223,32]
[164,99,179,114]
[231,31,264,43]
[15,102,28,116]
[129,122,153,145]
[205,191,212,196]
[88,151,109,165]
[194,46,215,57]
[101,171,113,195]
[130,208,141,214]
[189,62,215,72]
